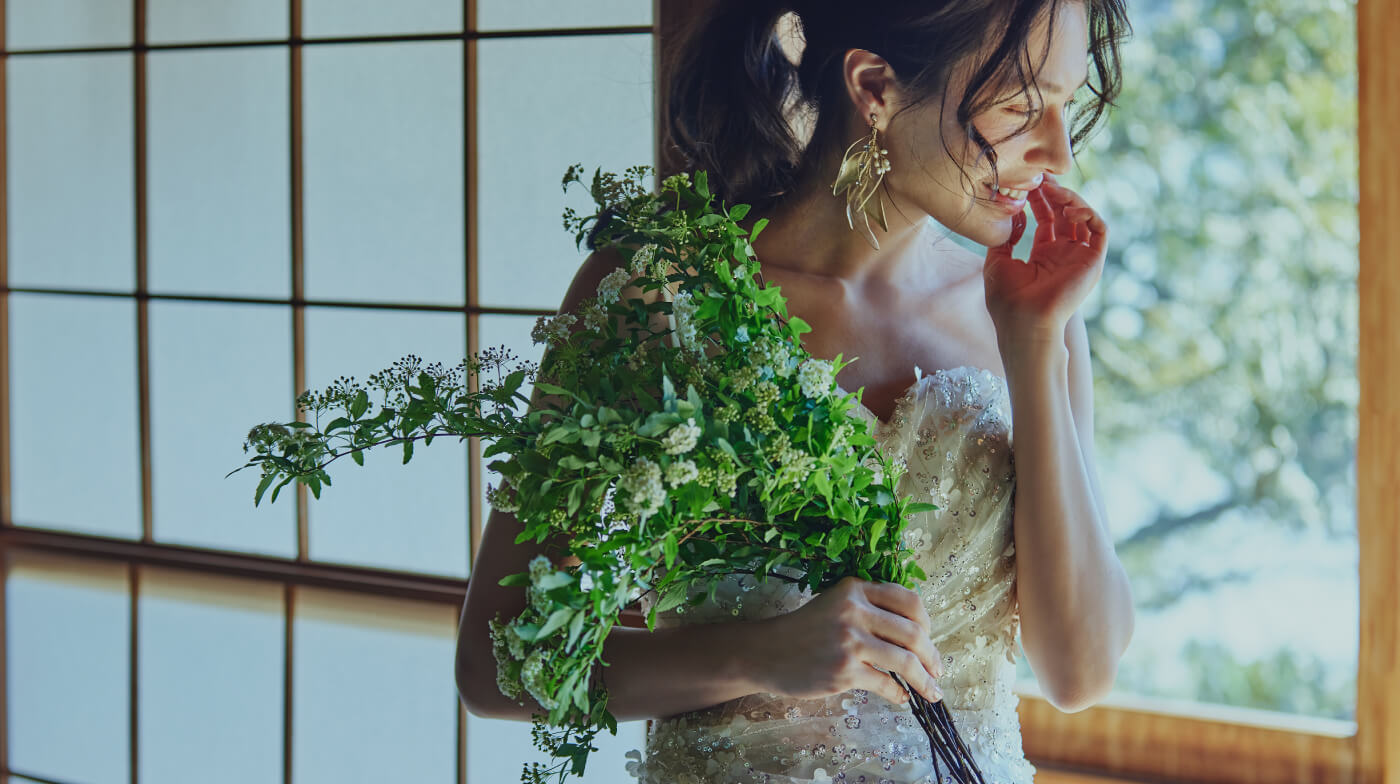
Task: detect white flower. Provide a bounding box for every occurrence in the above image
[729,365,759,394]
[671,289,701,354]
[580,297,609,331]
[521,649,558,710]
[530,313,576,346]
[617,456,666,520]
[484,479,519,513]
[630,243,658,276]
[660,417,701,455]
[734,325,751,343]
[664,459,699,488]
[528,554,552,580]
[753,336,793,378]
[596,266,631,304]
[797,358,835,400]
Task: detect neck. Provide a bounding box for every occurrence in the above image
[742,166,930,284]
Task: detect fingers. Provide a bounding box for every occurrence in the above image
[1040,175,1108,248]
[984,209,1026,266]
[1027,187,1058,244]
[861,602,943,682]
[858,632,945,703]
[861,581,932,636]
[861,663,914,707]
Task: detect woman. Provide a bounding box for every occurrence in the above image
[457,0,1136,781]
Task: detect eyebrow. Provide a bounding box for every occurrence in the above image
[1039,74,1090,95]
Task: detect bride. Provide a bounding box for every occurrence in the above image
[457,0,1135,781]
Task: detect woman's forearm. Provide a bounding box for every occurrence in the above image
[459,616,770,722]
[1000,338,1134,709]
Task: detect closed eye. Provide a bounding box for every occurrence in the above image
[1005,97,1079,117]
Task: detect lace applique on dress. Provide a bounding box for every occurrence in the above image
[625,366,1035,784]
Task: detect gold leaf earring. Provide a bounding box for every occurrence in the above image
[831,111,892,250]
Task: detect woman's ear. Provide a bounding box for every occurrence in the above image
[841,48,902,122]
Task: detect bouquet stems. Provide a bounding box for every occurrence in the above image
[891,673,988,784]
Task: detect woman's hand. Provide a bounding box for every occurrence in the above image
[747,576,945,706]
[983,173,1108,343]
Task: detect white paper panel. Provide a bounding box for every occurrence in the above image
[476,0,651,32]
[304,306,469,577]
[303,0,461,38]
[137,567,284,784]
[7,53,134,292]
[147,0,288,44]
[475,34,653,309]
[5,552,130,784]
[303,41,464,306]
[148,300,297,556]
[8,293,143,538]
[147,47,291,299]
[292,588,457,783]
[5,0,130,49]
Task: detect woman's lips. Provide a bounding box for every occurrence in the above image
[982,181,1028,213]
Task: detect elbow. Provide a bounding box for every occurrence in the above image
[1043,660,1118,714]
[455,623,504,719]
[457,654,509,720]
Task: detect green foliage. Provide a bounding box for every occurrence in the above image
[231,164,934,783]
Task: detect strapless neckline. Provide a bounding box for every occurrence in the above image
[838,364,1008,429]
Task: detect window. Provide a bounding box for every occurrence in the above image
[2,1,654,780]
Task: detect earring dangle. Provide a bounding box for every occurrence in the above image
[831,111,892,250]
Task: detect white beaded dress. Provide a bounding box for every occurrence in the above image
[624,365,1036,784]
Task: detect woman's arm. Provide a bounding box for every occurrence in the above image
[455,505,772,721]
[1000,309,1134,713]
[455,246,775,721]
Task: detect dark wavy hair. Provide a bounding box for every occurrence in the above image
[661,0,1132,216]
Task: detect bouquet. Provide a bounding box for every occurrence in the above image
[229,164,988,784]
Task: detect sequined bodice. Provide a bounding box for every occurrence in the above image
[625,365,1035,784]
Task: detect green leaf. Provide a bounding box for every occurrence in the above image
[750,217,770,241]
[826,527,852,559]
[402,438,414,464]
[537,608,573,640]
[540,425,573,446]
[254,472,275,506]
[869,518,887,552]
[729,203,751,220]
[567,608,587,650]
[662,531,678,569]
[567,482,584,517]
[349,389,370,419]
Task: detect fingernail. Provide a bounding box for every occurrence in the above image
[932,683,945,702]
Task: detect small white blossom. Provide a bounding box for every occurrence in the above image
[664,459,699,488]
[630,243,658,276]
[734,325,751,343]
[617,456,666,520]
[797,358,836,400]
[521,649,558,710]
[660,417,701,455]
[729,365,759,394]
[530,313,576,346]
[596,266,631,304]
[485,477,519,513]
[753,336,794,378]
[671,289,701,354]
[580,297,609,331]
[528,554,552,580]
